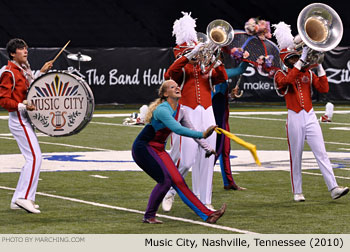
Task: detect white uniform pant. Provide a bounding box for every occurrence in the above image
[286,109,337,194]
[168,105,216,205]
[9,111,42,203]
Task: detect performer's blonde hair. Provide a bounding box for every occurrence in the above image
[144,80,173,123]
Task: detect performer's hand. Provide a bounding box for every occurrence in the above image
[26,104,36,111]
[203,125,217,139]
[300,46,309,62]
[192,42,203,55]
[243,50,250,59]
[185,42,203,61]
[22,100,36,111]
[231,86,239,97]
[205,149,217,158]
[18,103,27,112]
[40,60,53,73]
[317,64,326,77]
[213,59,223,68]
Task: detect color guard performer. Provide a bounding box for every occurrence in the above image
[132,80,226,224]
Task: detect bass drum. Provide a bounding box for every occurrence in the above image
[26,71,95,137]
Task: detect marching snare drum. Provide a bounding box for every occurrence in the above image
[26,71,95,137]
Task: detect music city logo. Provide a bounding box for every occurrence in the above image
[29,74,84,132]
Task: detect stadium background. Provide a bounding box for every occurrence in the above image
[1,0,350,104]
[0,0,350,238]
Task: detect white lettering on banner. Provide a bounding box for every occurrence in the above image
[228,67,274,90]
[143,68,166,86]
[109,69,140,85]
[241,66,268,77]
[86,69,106,85]
[242,66,255,77]
[326,61,350,84]
[243,81,273,90]
[83,68,165,86]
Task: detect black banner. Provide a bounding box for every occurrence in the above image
[1,46,350,104]
[0,47,174,105]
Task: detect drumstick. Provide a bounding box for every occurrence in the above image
[51,40,71,64]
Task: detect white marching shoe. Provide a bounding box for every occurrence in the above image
[294,194,305,202]
[15,199,41,213]
[331,186,349,200]
[162,194,175,212]
[205,204,216,211]
[11,201,39,210]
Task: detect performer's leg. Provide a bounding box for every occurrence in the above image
[9,112,42,204]
[212,92,226,158]
[166,132,182,197]
[305,111,337,190]
[192,106,216,205]
[132,144,172,219]
[158,150,215,221]
[178,106,202,198]
[221,135,235,186]
[286,110,305,195]
[133,143,214,221]
[163,108,198,211]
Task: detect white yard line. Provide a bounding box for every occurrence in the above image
[234,133,350,146]
[301,171,350,180]
[0,136,114,151]
[90,122,144,127]
[229,111,350,115]
[2,129,349,150]
[230,115,350,126]
[89,175,109,179]
[230,116,285,122]
[0,185,258,234]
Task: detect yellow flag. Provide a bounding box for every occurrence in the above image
[215,127,261,166]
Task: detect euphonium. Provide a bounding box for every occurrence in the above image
[295,3,343,65]
[196,19,234,73]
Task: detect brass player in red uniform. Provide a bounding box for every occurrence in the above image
[162,13,227,211]
[273,23,349,202]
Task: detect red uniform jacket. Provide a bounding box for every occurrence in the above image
[164,56,228,109]
[274,67,329,113]
[0,61,29,112]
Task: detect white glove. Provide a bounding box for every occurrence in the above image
[185,42,203,60]
[18,103,27,112]
[300,46,309,62]
[295,46,309,70]
[317,64,326,77]
[213,59,223,68]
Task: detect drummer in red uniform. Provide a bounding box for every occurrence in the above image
[0,38,52,213]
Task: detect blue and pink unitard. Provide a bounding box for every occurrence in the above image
[132,101,215,221]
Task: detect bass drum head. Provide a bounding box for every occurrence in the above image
[27,71,95,137]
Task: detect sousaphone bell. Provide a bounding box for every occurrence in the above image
[295,3,343,65]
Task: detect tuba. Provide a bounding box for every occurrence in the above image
[295,3,343,65]
[196,19,234,73]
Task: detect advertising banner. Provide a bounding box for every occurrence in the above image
[1,47,350,104]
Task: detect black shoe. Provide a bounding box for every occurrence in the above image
[143,217,163,224]
[224,184,246,191]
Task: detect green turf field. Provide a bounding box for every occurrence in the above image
[0,104,349,234]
